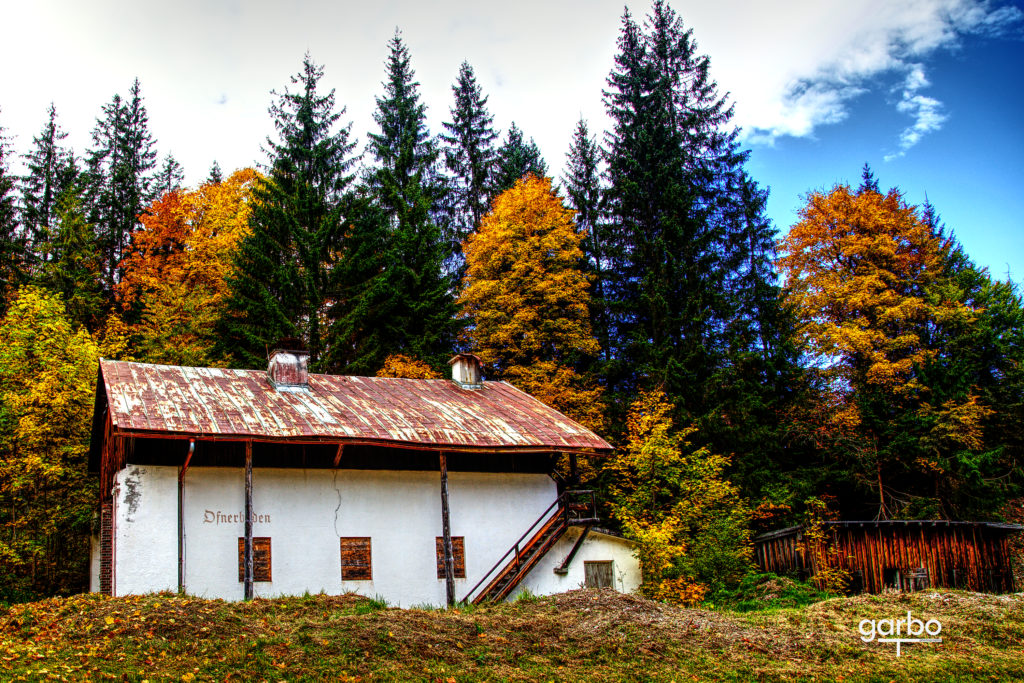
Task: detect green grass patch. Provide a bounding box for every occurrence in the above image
[2,588,1023,680]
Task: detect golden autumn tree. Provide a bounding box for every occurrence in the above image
[117,168,260,366]
[458,175,603,437]
[777,181,990,518]
[607,390,751,604]
[778,183,965,394]
[376,354,442,379]
[0,287,99,598]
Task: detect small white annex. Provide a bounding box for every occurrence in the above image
[88,352,641,606]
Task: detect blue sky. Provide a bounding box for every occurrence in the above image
[1,0,1021,280]
[749,31,1024,282]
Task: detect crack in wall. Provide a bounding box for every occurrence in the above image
[333,469,342,537]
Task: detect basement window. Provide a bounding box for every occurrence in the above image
[584,561,613,589]
[340,537,373,581]
[237,537,272,582]
[435,536,466,579]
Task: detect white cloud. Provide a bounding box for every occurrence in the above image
[0,0,1019,184]
[717,0,1022,146]
[884,64,948,161]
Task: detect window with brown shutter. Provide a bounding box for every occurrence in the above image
[340,537,372,580]
[435,536,466,579]
[584,560,613,589]
[237,537,272,582]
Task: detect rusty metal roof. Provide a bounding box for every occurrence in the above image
[97,359,611,452]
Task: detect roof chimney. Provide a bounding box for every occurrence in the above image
[268,348,309,391]
[448,353,483,389]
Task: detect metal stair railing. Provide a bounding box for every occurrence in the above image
[461,490,598,605]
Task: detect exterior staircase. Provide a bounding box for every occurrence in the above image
[462,490,598,605]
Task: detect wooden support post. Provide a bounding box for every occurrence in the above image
[440,451,455,607]
[244,440,254,601]
[177,439,195,594]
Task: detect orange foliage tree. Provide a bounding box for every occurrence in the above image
[117,168,260,366]
[778,183,965,394]
[777,182,984,517]
[458,175,603,435]
[376,354,442,379]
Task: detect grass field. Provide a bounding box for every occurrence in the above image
[2,586,1023,681]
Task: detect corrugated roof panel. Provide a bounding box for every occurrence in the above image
[98,360,611,452]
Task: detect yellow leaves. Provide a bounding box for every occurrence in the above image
[117,168,261,365]
[919,392,993,455]
[458,175,604,433]
[376,354,442,379]
[459,175,598,368]
[610,390,751,597]
[0,287,99,588]
[652,578,708,607]
[97,313,134,361]
[779,183,963,400]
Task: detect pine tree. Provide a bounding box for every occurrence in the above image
[20,104,74,269]
[600,0,781,427]
[0,110,23,305]
[561,118,609,360]
[217,54,356,369]
[207,160,223,184]
[440,61,498,252]
[491,123,547,196]
[329,33,456,373]
[84,80,158,298]
[155,154,184,197]
[859,163,880,193]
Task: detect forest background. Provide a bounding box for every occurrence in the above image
[0,0,1021,605]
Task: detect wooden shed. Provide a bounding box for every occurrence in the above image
[755,520,1022,594]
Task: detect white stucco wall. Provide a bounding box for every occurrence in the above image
[108,464,565,606]
[515,527,641,598]
[113,465,179,595]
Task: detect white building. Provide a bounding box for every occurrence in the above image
[89,352,641,606]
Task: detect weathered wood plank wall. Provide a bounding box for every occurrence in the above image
[755,523,1018,593]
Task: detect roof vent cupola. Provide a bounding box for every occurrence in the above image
[268,348,309,391]
[449,353,483,389]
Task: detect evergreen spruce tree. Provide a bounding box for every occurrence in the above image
[207,160,223,184]
[329,32,456,373]
[217,54,356,369]
[859,163,880,193]
[491,122,547,196]
[155,154,184,196]
[84,80,158,299]
[561,118,609,360]
[20,103,74,269]
[601,0,791,435]
[0,109,23,305]
[440,61,498,252]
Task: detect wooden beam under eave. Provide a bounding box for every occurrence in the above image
[244,440,254,600]
[440,451,455,607]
